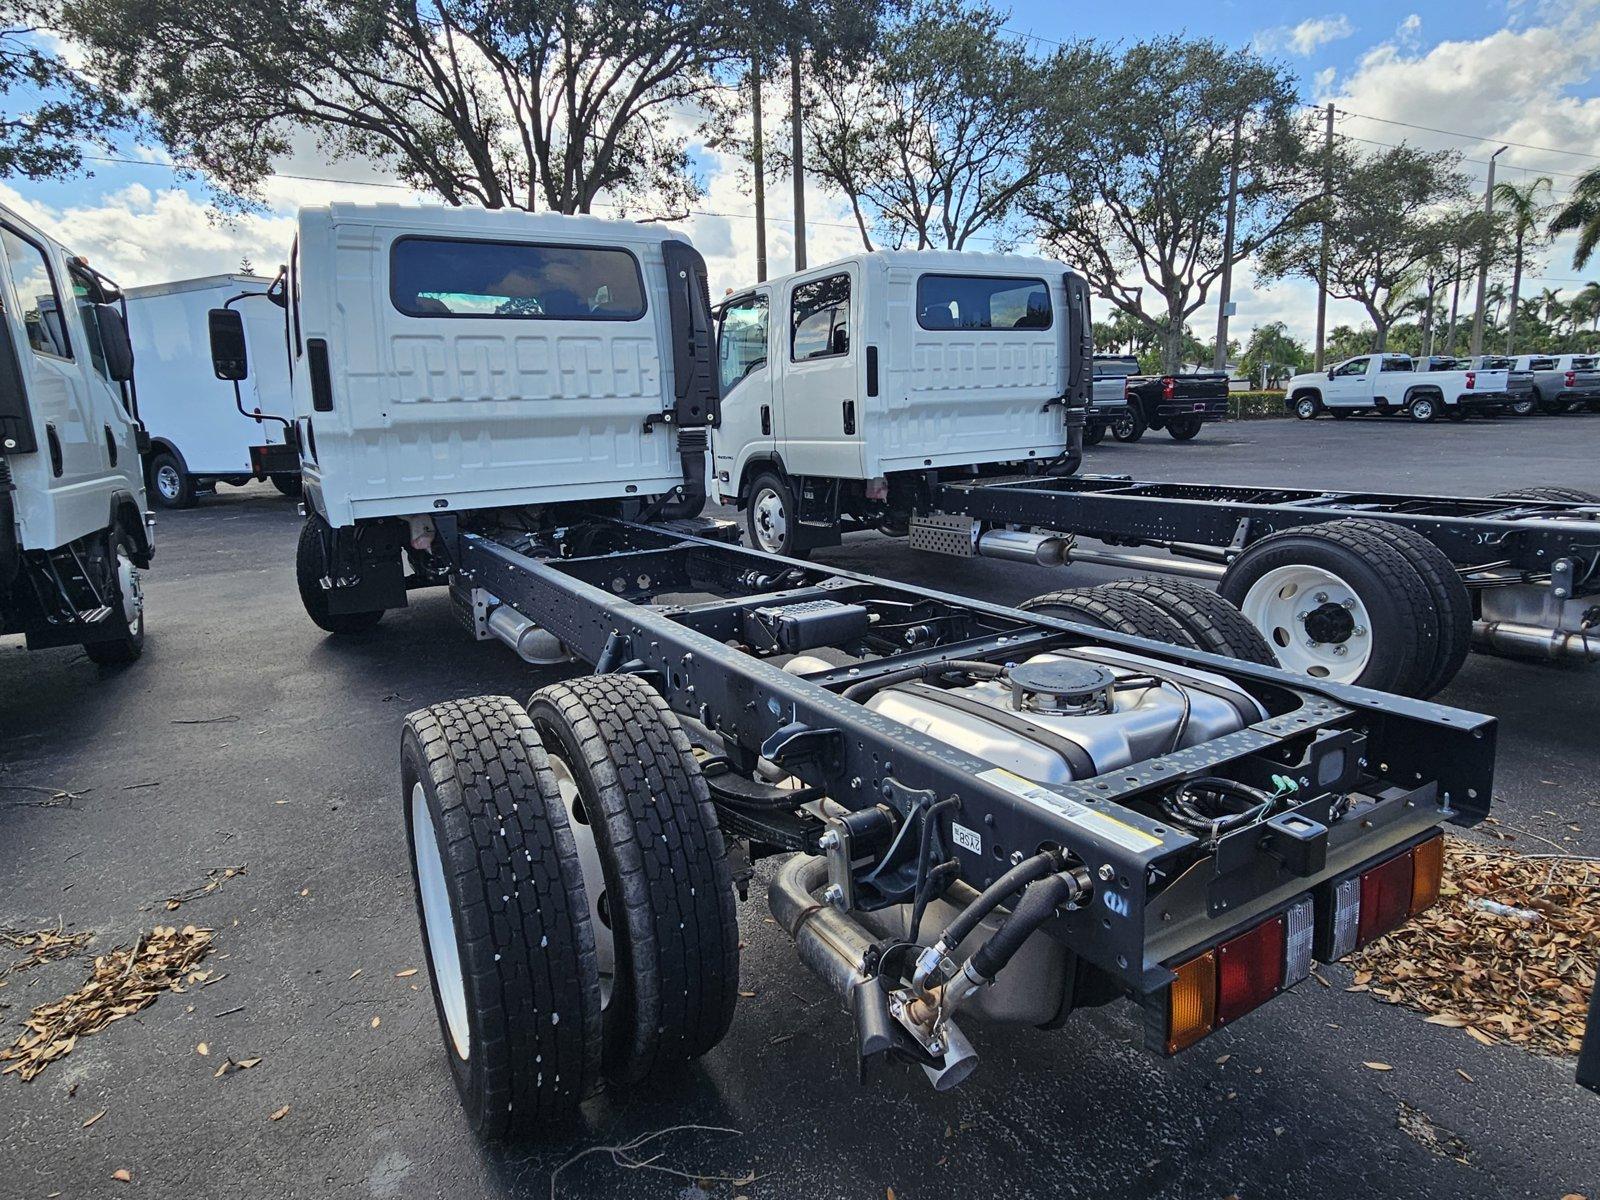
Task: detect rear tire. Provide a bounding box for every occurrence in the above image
[1219,523,1437,695]
[296,515,384,634]
[147,450,194,509]
[271,473,302,498]
[1020,587,1199,648]
[1492,487,1600,504]
[1082,422,1106,446]
[402,696,604,1140]
[84,527,146,666]
[1110,406,1147,443]
[1166,416,1202,441]
[1095,578,1278,667]
[1510,396,1536,417]
[524,675,740,1087]
[1331,410,1350,420]
[1408,395,1439,423]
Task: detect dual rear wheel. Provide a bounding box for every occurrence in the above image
[402,679,740,1140]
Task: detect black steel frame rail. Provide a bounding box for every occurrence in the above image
[457,520,1494,996]
[933,475,1600,577]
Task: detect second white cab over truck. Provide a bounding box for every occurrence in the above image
[713,251,1095,558]
[1287,353,1530,422]
[1,200,151,664]
[125,274,297,508]
[209,204,1489,1139]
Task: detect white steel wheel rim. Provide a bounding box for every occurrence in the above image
[752,487,788,553]
[412,783,471,1060]
[1412,398,1434,420]
[1240,564,1373,683]
[1297,398,1316,418]
[155,464,181,500]
[547,754,614,1009]
[115,547,143,630]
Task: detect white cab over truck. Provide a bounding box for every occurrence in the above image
[126,274,298,508]
[206,203,717,633]
[1288,353,1528,422]
[1,201,151,664]
[1516,352,1600,414]
[713,250,1094,557]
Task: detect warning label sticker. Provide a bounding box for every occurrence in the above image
[976,767,1163,853]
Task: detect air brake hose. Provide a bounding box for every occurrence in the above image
[911,850,1061,992]
[967,867,1090,983]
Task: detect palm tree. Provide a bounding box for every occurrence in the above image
[1578,281,1600,332]
[1493,176,1554,352]
[1551,168,1600,270]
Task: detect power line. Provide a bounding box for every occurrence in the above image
[1335,108,1600,165]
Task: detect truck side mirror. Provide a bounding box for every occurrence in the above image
[94,305,135,382]
[209,308,249,381]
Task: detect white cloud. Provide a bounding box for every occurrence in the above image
[1255,14,1356,57]
[1395,14,1423,47]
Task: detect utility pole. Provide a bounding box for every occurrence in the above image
[789,41,807,271]
[1313,103,1334,371]
[751,54,767,282]
[1469,145,1508,356]
[1213,112,1244,372]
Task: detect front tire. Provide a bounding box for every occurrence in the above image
[402,696,603,1140]
[147,450,194,510]
[1293,395,1320,420]
[524,675,740,1086]
[296,515,384,634]
[84,528,146,666]
[745,470,807,559]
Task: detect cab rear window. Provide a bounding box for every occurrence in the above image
[916,274,1051,331]
[389,237,646,320]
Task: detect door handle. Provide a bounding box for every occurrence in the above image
[842,401,856,435]
[760,404,771,436]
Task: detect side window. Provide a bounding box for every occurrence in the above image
[790,273,850,361]
[1335,358,1368,378]
[1380,358,1411,373]
[69,267,110,381]
[389,237,646,320]
[717,293,768,392]
[1,225,72,360]
[916,275,1051,330]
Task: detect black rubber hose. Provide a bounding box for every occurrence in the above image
[930,851,1060,955]
[969,869,1084,983]
[841,659,1007,705]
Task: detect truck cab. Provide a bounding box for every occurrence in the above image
[713,251,1092,557]
[1,202,151,664]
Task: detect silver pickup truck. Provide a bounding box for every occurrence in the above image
[1515,353,1600,413]
[1084,353,1138,445]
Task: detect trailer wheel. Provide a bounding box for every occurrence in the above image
[746,470,808,559]
[524,675,740,1087]
[1020,587,1199,648]
[1324,519,1471,698]
[1219,525,1435,695]
[1492,487,1600,504]
[296,516,384,634]
[402,696,603,1140]
[85,527,146,666]
[1293,394,1320,420]
[1082,422,1106,446]
[1095,579,1278,667]
[1407,395,1439,423]
[1110,406,1147,443]
[271,473,302,498]
[147,450,195,509]
[1166,416,1202,441]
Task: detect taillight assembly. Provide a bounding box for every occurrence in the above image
[1567,370,1578,387]
[1465,370,1476,389]
[1158,834,1445,1055]
[1162,377,1176,399]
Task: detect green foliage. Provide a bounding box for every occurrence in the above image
[1229,390,1290,419]
[1238,321,1310,387]
[1550,167,1600,271]
[1,0,131,179]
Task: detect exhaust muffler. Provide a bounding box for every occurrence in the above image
[486,603,572,665]
[977,528,1067,566]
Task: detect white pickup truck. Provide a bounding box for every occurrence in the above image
[1515,353,1600,414]
[1287,353,1527,422]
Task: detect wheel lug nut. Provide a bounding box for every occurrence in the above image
[1332,645,1348,656]
[1314,592,1328,603]
[1342,599,1355,609]
[1353,627,1366,636]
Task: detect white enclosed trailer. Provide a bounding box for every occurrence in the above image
[1,201,151,663]
[125,274,297,508]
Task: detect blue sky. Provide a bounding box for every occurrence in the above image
[5,0,1599,345]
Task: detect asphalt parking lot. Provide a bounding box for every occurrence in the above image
[3,415,1598,1199]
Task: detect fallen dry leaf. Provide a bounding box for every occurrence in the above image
[82,1110,105,1128]
[112,1169,131,1183]
[0,925,213,1081]
[1457,1069,1474,1083]
[269,1105,289,1121]
[370,1016,381,1029]
[395,969,418,979]
[1354,838,1597,1059]
[1363,1062,1393,1071]
[1,924,93,974]
[165,865,246,911]
[196,1042,209,1057]
[349,969,362,980]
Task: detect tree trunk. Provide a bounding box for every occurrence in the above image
[1445,267,1462,354]
[789,42,806,271]
[1505,238,1524,354]
[1159,319,1183,374]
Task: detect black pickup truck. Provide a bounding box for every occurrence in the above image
[1113,372,1231,442]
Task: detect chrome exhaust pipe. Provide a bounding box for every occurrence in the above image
[1064,545,1227,580]
[1472,619,1600,662]
[486,603,572,665]
[977,528,1067,566]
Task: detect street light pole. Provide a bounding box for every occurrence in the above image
[1313,103,1334,371]
[1213,112,1244,372]
[1469,146,1508,357]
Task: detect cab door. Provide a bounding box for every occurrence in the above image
[778,266,864,478]
[712,288,773,501]
[1323,356,1369,408]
